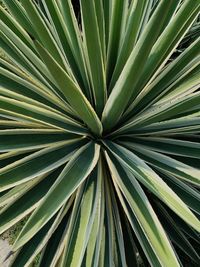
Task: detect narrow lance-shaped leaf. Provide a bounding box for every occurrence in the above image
[0,66,75,116]
[119,92,200,133]
[102,172,116,267]
[161,171,200,215]
[157,64,200,104]
[126,0,200,112]
[91,165,105,267]
[34,40,103,137]
[104,141,200,232]
[37,212,71,267]
[61,166,101,267]
[0,129,76,152]
[125,38,200,117]
[117,116,200,136]
[0,86,74,122]
[125,143,200,186]
[121,192,162,266]
[80,0,107,116]
[82,182,102,267]
[105,153,180,267]
[118,136,200,159]
[94,0,106,64]
[0,175,44,208]
[102,0,183,131]
[42,0,91,101]
[109,0,147,91]
[13,142,100,251]
[0,170,61,235]
[0,95,86,135]
[106,0,128,85]
[102,0,111,51]
[0,6,35,52]
[2,0,37,37]
[20,0,66,68]
[10,199,75,267]
[108,177,127,267]
[0,138,86,191]
[0,20,56,85]
[154,201,200,264]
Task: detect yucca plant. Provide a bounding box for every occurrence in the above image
[0,0,200,266]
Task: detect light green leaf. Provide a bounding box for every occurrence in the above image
[0,170,60,235]
[0,66,74,116]
[109,0,148,91]
[10,199,74,267]
[0,138,86,191]
[20,0,65,68]
[0,6,35,52]
[119,92,200,131]
[2,0,37,37]
[106,0,128,85]
[0,20,54,85]
[155,171,200,215]
[106,153,179,267]
[41,0,91,102]
[126,38,200,116]
[104,141,200,231]
[155,202,200,264]
[0,129,76,152]
[123,141,200,186]
[118,116,200,136]
[0,95,86,134]
[102,0,186,131]
[13,142,100,251]
[126,0,200,109]
[34,41,103,136]
[80,0,106,116]
[118,136,200,158]
[61,165,101,267]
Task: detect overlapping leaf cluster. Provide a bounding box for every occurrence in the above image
[0,0,200,266]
